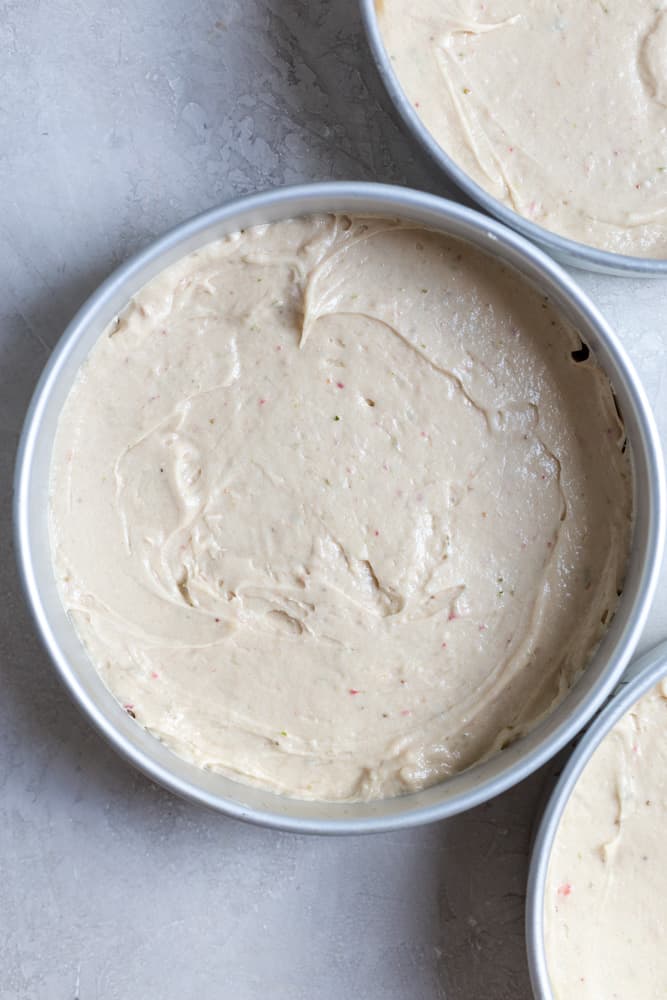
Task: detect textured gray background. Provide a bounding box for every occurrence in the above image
[1,2,666,998]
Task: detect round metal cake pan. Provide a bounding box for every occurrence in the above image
[526,638,667,999]
[360,0,667,278]
[13,181,666,834]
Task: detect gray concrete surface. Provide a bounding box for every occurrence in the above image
[1,2,666,997]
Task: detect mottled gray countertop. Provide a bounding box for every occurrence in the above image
[1,3,666,998]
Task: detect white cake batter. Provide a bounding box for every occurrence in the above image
[378,1,667,256]
[50,215,632,800]
[545,678,667,998]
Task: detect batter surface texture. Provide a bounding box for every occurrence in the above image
[378,1,667,257]
[50,215,632,800]
[545,679,667,998]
